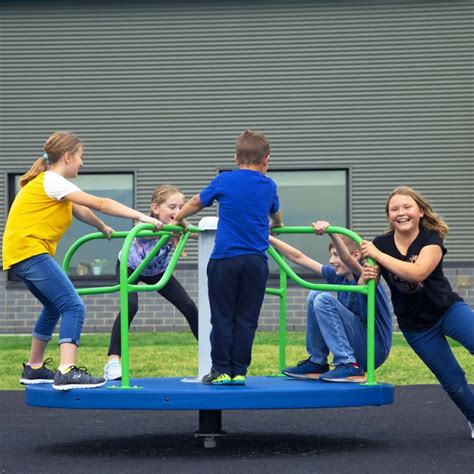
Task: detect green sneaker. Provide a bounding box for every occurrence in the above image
[212,373,232,385]
[202,367,232,385]
[231,375,246,385]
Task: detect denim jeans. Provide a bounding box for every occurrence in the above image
[10,253,86,345]
[403,301,474,423]
[306,290,366,367]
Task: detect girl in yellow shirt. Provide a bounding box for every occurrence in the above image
[3,131,161,390]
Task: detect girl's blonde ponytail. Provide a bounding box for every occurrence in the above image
[19,156,47,187]
[18,131,82,188]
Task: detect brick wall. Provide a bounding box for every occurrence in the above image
[1,267,473,335]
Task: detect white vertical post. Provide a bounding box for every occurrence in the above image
[197,216,218,379]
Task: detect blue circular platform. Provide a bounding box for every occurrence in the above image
[25,376,394,411]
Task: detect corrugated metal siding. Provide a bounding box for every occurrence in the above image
[1,0,472,262]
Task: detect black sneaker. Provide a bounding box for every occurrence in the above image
[202,367,232,385]
[19,358,55,385]
[52,366,106,391]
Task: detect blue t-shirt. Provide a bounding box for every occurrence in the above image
[200,169,279,259]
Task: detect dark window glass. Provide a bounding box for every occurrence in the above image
[266,169,349,274]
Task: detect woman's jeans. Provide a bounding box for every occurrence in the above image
[10,254,85,346]
[403,301,474,423]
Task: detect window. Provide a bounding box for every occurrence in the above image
[8,172,134,279]
[266,169,349,275]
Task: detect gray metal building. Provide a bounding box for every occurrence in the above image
[1,0,473,334]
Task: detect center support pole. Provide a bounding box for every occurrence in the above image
[194,410,226,448]
[197,216,218,379]
[196,217,224,447]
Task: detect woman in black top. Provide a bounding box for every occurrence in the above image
[361,186,473,439]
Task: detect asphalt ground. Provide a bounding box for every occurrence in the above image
[1,385,473,474]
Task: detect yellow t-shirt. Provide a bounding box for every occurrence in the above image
[2,171,79,270]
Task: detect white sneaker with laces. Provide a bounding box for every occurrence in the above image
[104,359,122,381]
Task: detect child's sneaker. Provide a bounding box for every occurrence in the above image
[282,358,330,380]
[469,421,474,440]
[202,367,232,385]
[319,363,366,383]
[19,358,55,385]
[103,359,122,381]
[52,366,106,391]
[212,374,232,385]
[231,375,246,385]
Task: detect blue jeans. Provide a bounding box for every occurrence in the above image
[403,301,474,423]
[306,290,367,367]
[11,254,86,345]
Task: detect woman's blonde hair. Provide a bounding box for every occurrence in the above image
[149,185,183,218]
[385,186,449,239]
[19,131,82,187]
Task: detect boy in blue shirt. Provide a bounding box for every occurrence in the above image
[270,221,392,382]
[173,129,283,385]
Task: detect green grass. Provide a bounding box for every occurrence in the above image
[1,332,472,390]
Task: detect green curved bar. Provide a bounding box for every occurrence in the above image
[117,224,191,388]
[127,234,172,285]
[61,223,193,388]
[266,226,377,385]
[62,223,378,388]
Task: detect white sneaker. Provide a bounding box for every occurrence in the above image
[469,421,474,440]
[103,359,122,381]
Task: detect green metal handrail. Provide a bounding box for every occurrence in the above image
[62,224,377,388]
[267,226,377,385]
[62,223,201,388]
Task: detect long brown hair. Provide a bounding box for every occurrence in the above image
[19,131,82,187]
[385,186,449,239]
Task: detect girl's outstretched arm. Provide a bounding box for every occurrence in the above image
[269,236,323,276]
[360,240,442,283]
[72,204,114,238]
[65,191,162,229]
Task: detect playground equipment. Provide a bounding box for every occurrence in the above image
[26,219,394,448]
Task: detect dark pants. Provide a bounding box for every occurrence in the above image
[403,301,474,423]
[207,254,269,376]
[108,263,198,356]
